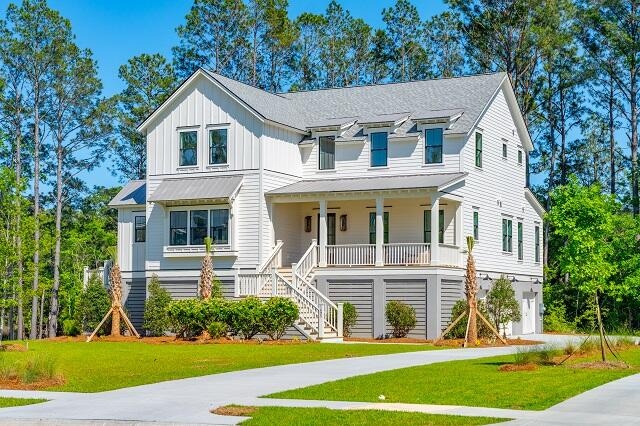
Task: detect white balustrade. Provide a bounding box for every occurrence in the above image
[326,244,375,266]
[439,244,462,267]
[237,273,272,296]
[383,243,431,265]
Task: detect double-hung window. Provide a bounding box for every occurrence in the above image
[424,210,445,244]
[209,128,227,165]
[190,210,208,245]
[517,222,523,260]
[534,225,540,263]
[210,209,229,244]
[134,216,146,243]
[369,212,389,244]
[502,218,513,252]
[502,143,508,159]
[179,131,198,166]
[319,136,335,170]
[370,132,388,167]
[425,128,443,164]
[170,211,188,246]
[473,211,479,240]
[475,133,483,168]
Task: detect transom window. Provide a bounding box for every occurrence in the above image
[425,128,443,164]
[370,132,388,167]
[319,136,335,170]
[475,133,482,168]
[502,218,513,252]
[179,131,198,166]
[424,209,444,244]
[169,207,230,246]
[134,216,146,243]
[209,128,228,165]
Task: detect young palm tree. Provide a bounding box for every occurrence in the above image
[108,255,123,336]
[199,237,213,299]
[465,236,478,346]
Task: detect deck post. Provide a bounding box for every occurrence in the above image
[271,267,277,296]
[430,193,441,265]
[337,302,344,338]
[319,303,326,339]
[375,195,384,266]
[319,200,327,267]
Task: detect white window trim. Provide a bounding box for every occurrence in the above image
[206,124,230,168]
[317,134,336,171]
[421,125,446,167]
[501,217,513,254]
[177,127,201,170]
[164,204,234,256]
[368,130,389,168]
[474,131,484,170]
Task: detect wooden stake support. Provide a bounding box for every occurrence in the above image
[86,304,140,342]
[434,308,508,346]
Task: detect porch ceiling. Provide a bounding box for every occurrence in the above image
[267,172,466,199]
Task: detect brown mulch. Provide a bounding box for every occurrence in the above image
[346,337,433,344]
[345,337,541,347]
[498,363,538,372]
[211,406,257,416]
[0,343,28,352]
[0,376,65,390]
[46,335,316,345]
[570,361,629,370]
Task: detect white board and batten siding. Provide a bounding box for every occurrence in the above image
[459,86,543,279]
[117,208,146,273]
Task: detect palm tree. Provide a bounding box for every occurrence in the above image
[108,247,123,336]
[464,236,478,346]
[199,237,213,299]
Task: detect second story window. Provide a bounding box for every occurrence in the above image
[369,212,389,244]
[502,143,508,159]
[370,132,388,167]
[424,209,445,244]
[319,136,335,170]
[534,225,540,263]
[170,211,188,246]
[425,128,443,164]
[190,210,208,245]
[475,133,482,168]
[518,222,523,260]
[134,216,146,243]
[179,131,198,167]
[518,149,523,165]
[473,211,479,240]
[209,128,228,165]
[502,218,513,252]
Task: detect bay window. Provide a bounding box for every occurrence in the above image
[169,207,230,247]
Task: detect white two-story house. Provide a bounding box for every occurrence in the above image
[109,69,544,340]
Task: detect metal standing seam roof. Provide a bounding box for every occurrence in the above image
[108,180,146,207]
[267,173,467,196]
[147,175,243,203]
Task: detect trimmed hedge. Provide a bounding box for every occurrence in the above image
[385,300,417,338]
[342,302,358,337]
[167,296,298,340]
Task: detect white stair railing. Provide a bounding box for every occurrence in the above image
[237,241,283,296]
[257,240,284,273]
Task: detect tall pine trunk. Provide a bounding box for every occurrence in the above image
[608,78,616,195]
[48,138,64,337]
[631,77,639,216]
[30,85,41,340]
[544,69,556,267]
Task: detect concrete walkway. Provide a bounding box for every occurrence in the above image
[0,334,635,425]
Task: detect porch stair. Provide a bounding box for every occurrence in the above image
[237,240,342,341]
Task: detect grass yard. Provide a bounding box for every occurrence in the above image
[215,405,508,425]
[0,339,440,393]
[0,397,46,408]
[268,346,640,411]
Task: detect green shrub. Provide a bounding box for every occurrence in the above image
[260,297,299,340]
[513,347,538,365]
[543,303,574,333]
[342,302,358,337]
[228,296,263,339]
[513,345,559,366]
[143,275,172,337]
[385,300,416,338]
[75,274,111,334]
[207,321,228,339]
[62,319,80,337]
[22,355,59,384]
[167,299,207,338]
[447,299,492,339]
[486,276,521,335]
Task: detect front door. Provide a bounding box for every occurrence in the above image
[317,213,336,245]
[521,293,536,334]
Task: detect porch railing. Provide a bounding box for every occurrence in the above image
[237,273,272,296]
[439,243,462,266]
[383,243,430,265]
[326,244,375,266]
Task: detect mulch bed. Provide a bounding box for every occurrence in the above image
[0,343,28,352]
[498,363,538,372]
[344,337,541,346]
[211,406,257,416]
[0,377,65,391]
[571,361,629,370]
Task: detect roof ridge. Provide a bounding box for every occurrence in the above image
[204,69,291,100]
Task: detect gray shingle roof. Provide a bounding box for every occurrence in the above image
[148,175,243,204]
[267,173,467,196]
[205,70,507,135]
[109,180,146,207]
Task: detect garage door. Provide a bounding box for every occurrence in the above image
[521,292,536,334]
[328,280,374,337]
[385,280,427,338]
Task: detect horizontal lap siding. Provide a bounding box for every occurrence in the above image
[441,278,463,330]
[385,280,427,338]
[124,279,146,330]
[327,280,373,337]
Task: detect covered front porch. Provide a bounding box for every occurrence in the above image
[270,191,464,269]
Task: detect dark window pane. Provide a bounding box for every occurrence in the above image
[518,222,523,260]
[210,209,229,245]
[319,136,335,170]
[503,143,508,158]
[179,131,198,166]
[135,216,146,243]
[438,210,444,244]
[473,211,479,240]
[425,128,443,164]
[190,210,208,245]
[209,129,228,164]
[370,132,388,167]
[369,211,389,244]
[475,133,482,167]
[424,210,431,243]
[170,211,188,245]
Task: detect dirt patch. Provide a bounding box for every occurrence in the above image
[435,338,541,348]
[0,343,28,352]
[345,337,432,344]
[571,361,629,370]
[46,335,316,345]
[0,376,65,390]
[498,363,538,372]
[211,405,257,416]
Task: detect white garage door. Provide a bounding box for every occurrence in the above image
[521,293,536,334]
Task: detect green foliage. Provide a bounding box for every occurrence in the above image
[0,354,60,385]
[143,275,172,337]
[207,321,228,339]
[62,319,80,337]
[228,296,263,339]
[513,345,559,366]
[259,297,299,340]
[543,303,574,333]
[385,300,416,338]
[448,299,492,339]
[167,298,208,338]
[74,274,110,334]
[486,276,521,335]
[342,302,358,337]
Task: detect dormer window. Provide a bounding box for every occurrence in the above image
[370,132,388,167]
[425,128,443,164]
[209,128,228,165]
[179,131,198,166]
[319,136,335,170]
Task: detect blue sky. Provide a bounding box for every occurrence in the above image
[0,0,448,188]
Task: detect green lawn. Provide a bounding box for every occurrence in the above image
[0,340,439,393]
[225,406,507,425]
[268,347,640,411]
[0,397,46,408]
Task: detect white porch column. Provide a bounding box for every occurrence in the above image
[375,195,384,266]
[319,199,327,267]
[430,193,440,265]
[455,201,463,247]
